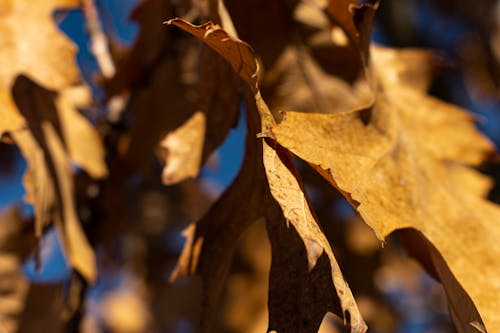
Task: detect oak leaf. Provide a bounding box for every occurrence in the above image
[11,77,100,283]
[268,43,500,333]
[168,19,366,333]
[158,111,206,185]
[108,0,240,184]
[0,0,107,282]
[256,0,376,116]
[0,0,83,135]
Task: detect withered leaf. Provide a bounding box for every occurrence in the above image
[0,0,83,135]
[105,0,176,94]
[56,87,107,180]
[227,1,375,115]
[0,0,106,282]
[170,106,268,331]
[159,111,206,185]
[168,19,366,333]
[0,0,107,178]
[109,0,240,184]
[262,45,372,115]
[171,97,361,333]
[223,0,297,69]
[323,0,379,65]
[166,20,259,92]
[12,129,55,236]
[11,77,98,283]
[269,43,500,332]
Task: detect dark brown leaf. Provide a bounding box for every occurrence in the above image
[168,19,366,333]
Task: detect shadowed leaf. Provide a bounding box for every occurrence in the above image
[168,19,366,333]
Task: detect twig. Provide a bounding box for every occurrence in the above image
[82,0,115,79]
[82,0,129,123]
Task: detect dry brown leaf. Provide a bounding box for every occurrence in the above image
[121,54,198,176]
[12,129,56,236]
[0,0,107,176]
[108,0,240,185]
[158,111,206,185]
[170,99,360,332]
[262,45,372,115]
[168,19,366,333]
[56,87,107,179]
[0,0,82,135]
[223,0,297,70]
[0,0,107,282]
[264,195,353,333]
[263,122,366,332]
[268,41,500,332]
[104,0,177,95]
[262,3,433,115]
[44,122,97,284]
[324,0,378,65]
[253,91,361,332]
[166,20,259,91]
[371,46,436,93]
[11,76,98,282]
[231,0,375,116]
[274,0,378,89]
[170,105,268,331]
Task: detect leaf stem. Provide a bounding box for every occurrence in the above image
[82,0,115,79]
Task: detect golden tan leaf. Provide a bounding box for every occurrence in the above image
[56,87,107,179]
[268,43,500,332]
[159,111,206,185]
[0,0,82,135]
[10,87,107,236]
[262,45,373,115]
[0,0,107,178]
[12,129,55,236]
[11,76,97,282]
[44,122,96,283]
[371,45,435,93]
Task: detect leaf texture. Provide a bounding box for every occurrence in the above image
[268,44,500,332]
[11,77,99,282]
[168,19,366,333]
